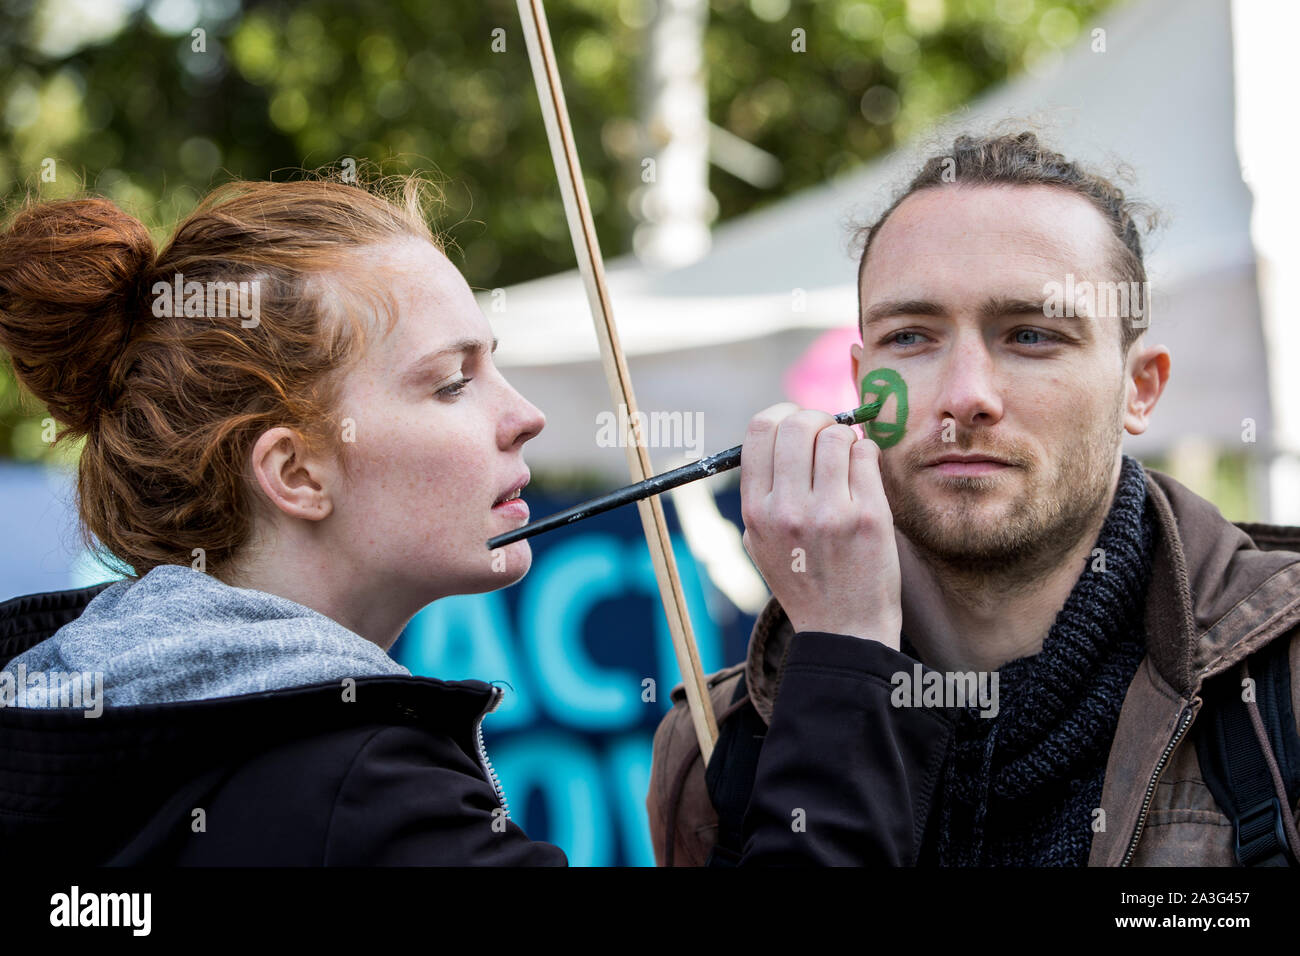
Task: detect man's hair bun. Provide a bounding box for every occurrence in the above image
[0,198,155,435]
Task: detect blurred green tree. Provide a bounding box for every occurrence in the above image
[0,0,1121,463]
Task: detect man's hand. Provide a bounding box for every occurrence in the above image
[739,403,902,650]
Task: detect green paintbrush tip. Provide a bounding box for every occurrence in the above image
[850,400,884,425]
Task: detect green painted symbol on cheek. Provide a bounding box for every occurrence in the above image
[859,367,908,449]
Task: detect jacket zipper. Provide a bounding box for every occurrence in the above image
[474,684,509,817]
[1120,704,1195,866]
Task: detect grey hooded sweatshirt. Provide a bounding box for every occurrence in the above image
[3,563,410,707]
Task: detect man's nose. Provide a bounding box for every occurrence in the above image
[936,333,1003,427]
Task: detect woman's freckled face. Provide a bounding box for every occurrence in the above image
[327,239,545,601]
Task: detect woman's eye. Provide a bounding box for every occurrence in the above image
[437,378,471,399]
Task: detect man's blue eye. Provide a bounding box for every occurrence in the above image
[438,379,470,398]
[892,331,922,346]
[1014,328,1050,345]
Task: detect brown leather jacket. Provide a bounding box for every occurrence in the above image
[647,467,1300,866]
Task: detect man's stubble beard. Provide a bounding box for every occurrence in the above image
[880,395,1124,593]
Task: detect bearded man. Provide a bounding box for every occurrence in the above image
[647,131,1300,867]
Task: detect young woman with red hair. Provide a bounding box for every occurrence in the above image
[0,175,952,865]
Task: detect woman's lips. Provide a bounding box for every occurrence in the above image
[491,497,530,520]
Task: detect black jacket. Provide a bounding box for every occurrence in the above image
[0,582,955,865]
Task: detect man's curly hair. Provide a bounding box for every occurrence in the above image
[854,130,1160,353]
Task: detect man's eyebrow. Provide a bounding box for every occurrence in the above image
[401,337,498,385]
[978,296,1060,320]
[861,299,948,326]
[861,296,1072,326]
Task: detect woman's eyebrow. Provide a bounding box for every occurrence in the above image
[401,337,498,386]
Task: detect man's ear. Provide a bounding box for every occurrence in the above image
[850,341,863,393]
[1123,339,1172,436]
[249,427,335,521]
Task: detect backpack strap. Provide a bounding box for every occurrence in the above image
[1194,634,1300,866]
[704,672,766,867]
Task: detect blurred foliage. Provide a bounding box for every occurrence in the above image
[1140,450,1261,524]
[1,0,1124,463]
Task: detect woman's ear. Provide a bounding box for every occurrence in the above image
[248,427,335,520]
[1123,340,1172,436]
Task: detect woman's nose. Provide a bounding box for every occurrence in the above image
[504,386,546,447]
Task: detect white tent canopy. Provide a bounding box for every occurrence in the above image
[485,0,1268,486]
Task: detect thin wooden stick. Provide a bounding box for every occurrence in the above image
[516,0,719,761]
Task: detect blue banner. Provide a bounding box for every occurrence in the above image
[393,487,755,866]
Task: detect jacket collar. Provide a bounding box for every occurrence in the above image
[744,465,1300,725]
[0,581,499,776]
[0,582,114,667]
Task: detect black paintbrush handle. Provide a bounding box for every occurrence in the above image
[486,399,882,550]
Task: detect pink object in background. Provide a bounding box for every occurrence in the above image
[782,325,862,422]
